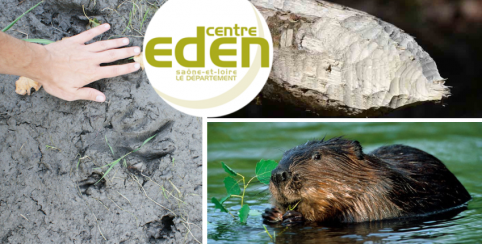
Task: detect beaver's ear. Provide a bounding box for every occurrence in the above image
[352,140,364,160]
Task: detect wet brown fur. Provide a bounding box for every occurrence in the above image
[268,137,471,223]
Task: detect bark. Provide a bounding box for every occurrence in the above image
[253,0,449,117]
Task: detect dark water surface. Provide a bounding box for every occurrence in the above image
[207,122,482,243]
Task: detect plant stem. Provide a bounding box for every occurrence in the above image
[82,5,91,21]
[263,225,273,240]
[241,176,257,207]
[227,209,236,218]
[237,173,245,206]
[2,0,43,32]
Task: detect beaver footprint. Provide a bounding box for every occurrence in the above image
[262,207,304,226]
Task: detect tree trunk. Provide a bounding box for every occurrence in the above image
[253,0,449,117]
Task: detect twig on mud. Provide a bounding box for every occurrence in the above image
[93,198,110,211]
[140,173,185,203]
[169,180,181,195]
[75,183,83,196]
[130,174,177,217]
[46,145,61,152]
[46,135,61,152]
[117,0,131,9]
[14,29,28,38]
[116,190,132,205]
[85,201,107,241]
[101,7,117,13]
[19,214,28,221]
[110,167,120,182]
[107,196,139,228]
[145,0,160,8]
[78,155,91,168]
[181,222,201,244]
[18,142,26,153]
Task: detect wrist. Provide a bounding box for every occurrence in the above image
[23,42,52,84]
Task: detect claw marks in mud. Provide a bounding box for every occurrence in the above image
[111,106,172,137]
[125,137,176,177]
[110,107,177,176]
[78,173,106,195]
[76,107,177,195]
[145,215,175,242]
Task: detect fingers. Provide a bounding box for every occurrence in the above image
[73,23,111,44]
[96,46,141,63]
[74,87,106,102]
[262,208,283,223]
[281,210,304,226]
[94,63,141,80]
[87,38,130,52]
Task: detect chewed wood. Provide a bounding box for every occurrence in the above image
[253,0,449,116]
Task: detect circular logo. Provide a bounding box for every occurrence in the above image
[143,0,273,117]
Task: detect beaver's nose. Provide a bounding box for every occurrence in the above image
[271,168,291,185]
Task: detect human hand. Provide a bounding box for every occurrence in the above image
[30,23,140,102]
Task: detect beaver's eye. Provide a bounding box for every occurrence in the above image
[312,153,321,160]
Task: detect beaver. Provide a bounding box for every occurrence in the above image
[262,137,471,225]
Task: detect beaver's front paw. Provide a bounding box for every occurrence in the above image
[281,210,304,226]
[262,207,283,224]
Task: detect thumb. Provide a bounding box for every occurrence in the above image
[74,87,106,102]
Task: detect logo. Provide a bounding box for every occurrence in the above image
[143,0,273,117]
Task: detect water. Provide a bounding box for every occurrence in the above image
[207,122,482,243]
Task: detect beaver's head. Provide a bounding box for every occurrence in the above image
[269,137,384,222]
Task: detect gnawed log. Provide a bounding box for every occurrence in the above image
[253,0,449,117]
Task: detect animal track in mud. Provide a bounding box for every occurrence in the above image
[78,173,105,195]
[110,108,177,176]
[111,106,171,137]
[124,136,176,177]
[145,215,175,243]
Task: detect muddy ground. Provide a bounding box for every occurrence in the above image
[0,0,202,243]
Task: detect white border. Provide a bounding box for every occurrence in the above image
[202,117,207,244]
[206,118,482,122]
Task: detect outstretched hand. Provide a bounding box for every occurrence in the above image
[32,23,140,102]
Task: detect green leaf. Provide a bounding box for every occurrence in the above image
[93,157,122,169]
[220,195,230,204]
[95,162,116,184]
[2,1,43,32]
[223,177,241,196]
[105,135,115,156]
[131,134,157,153]
[23,39,55,45]
[90,18,101,27]
[221,162,238,177]
[140,8,150,30]
[211,197,228,213]
[239,204,250,224]
[255,159,278,184]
